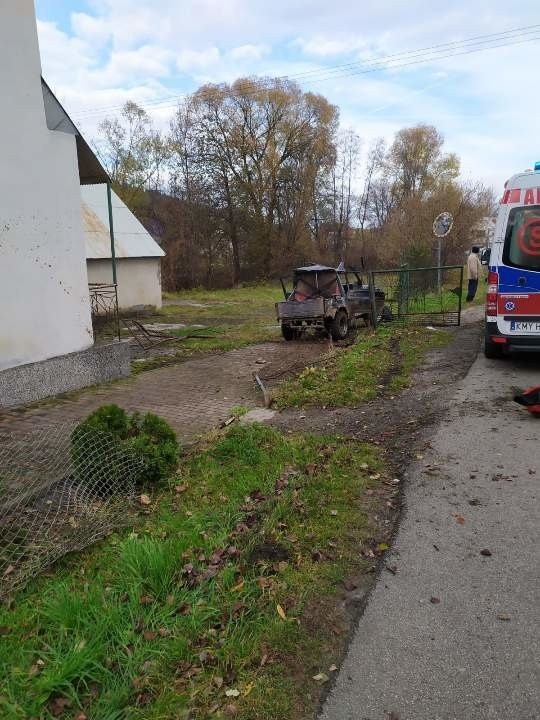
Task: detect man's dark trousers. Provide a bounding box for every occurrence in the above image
[466,278,478,302]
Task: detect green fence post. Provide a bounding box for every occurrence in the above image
[106,182,117,286]
[369,271,378,329]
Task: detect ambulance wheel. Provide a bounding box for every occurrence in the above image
[484,330,503,359]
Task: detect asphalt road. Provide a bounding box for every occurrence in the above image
[320,347,540,720]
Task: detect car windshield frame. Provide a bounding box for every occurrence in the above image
[502,204,540,272]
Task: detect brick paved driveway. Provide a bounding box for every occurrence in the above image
[0,342,326,443]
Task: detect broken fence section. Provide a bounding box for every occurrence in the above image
[0,423,143,597]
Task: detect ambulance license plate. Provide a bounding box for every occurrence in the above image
[510,320,540,332]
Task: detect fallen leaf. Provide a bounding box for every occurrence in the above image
[74,714,88,720]
[276,603,287,620]
[231,578,245,592]
[49,696,72,717]
[175,483,188,493]
[2,565,15,578]
[377,542,389,552]
[213,676,224,688]
[142,630,157,641]
[329,664,338,672]
[135,691,152,706]
[158,628,170,637]
[453,514,465,525]
[497,614,511,621]
[242,682,254,697]
[312,672,329,682]
[224,704,238,716]
[139,494,151,506]
[199,649,215,664]
[139,594,154,605]
[305,462,317,476]
[480,549,492,557]
[225,688,240,698]
[430,596,441,605]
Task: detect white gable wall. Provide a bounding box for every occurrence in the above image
[0,0,93,371]
[88,258,163,310]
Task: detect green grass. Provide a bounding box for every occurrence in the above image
[0,424,387,720]
[276,325,452,409]
[130,284,283,373]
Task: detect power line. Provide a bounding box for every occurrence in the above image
[76,23,540,119]
[285,23,540,81]
[75,25,540,121]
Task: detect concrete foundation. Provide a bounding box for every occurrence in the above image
[0,342,131,409]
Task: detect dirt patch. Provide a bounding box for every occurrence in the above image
[270,323,482,472]
[248,541,291,564]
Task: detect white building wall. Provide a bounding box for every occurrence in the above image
[0,0,93,371]
[87,258,163,310]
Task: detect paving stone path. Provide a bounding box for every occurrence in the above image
[0,342,325,443]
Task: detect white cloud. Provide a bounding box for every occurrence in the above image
[292,35,368,58]
[176,47,221,72]
[229,44,269,61]
[70,12,111,48]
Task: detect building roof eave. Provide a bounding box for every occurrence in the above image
[41,77,110,185]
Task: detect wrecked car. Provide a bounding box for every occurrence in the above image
[276,264,386,341]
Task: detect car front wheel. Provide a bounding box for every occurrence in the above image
[329,310,349,341]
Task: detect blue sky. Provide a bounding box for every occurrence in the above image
[35,1,540,191]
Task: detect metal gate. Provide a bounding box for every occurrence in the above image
[369,265,464,327]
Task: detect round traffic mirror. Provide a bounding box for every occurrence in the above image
[433,211,454,238]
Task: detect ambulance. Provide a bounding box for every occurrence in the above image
[485,163,540,358]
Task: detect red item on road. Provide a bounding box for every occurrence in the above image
[514,386,540,416]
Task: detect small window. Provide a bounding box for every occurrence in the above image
[503,205,540,271]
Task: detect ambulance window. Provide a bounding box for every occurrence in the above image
[503,205,540,271]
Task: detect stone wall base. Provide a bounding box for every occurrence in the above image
[0,342,131,408]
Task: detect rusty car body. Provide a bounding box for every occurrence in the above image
[276,264,385,340]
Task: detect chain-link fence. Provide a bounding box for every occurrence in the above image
[369,265,464,327]
[0,424,143,597]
